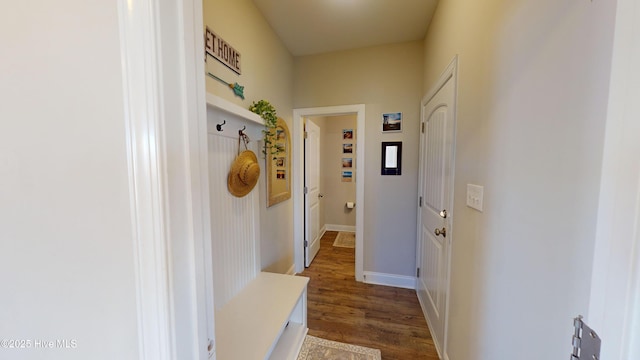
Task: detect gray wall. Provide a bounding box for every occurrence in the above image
[313,115,357,229]
[422,0,617,359]
[1,2,140,358]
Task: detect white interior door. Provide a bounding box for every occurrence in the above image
[304,119,321,267]
[416,60,457,357]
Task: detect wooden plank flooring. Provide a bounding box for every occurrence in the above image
[299,231,440,359]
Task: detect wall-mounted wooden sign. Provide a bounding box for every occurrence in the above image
[205,27,241,75]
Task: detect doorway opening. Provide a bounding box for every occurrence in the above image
[304,114,357,267]
[293,105,365,281]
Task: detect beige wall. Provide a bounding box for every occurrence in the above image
[314,115,357,229]
[423,0,617,358]
[294,41,423,276]
[203,0,295,273]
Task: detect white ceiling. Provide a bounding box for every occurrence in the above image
[252,0,439,56]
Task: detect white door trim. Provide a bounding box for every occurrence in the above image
[417,55,458,360]
[629,213,640,359]
[588,0,640,358]
[293,105,365,280]
[118,0,211,359]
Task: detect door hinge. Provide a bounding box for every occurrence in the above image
[207,338,214,356]
[416,268,420,278]
[419,196,423,207]
[304,240,308,247]
[571,315,601,360]
[304,186,308,194]
[304,131,308,139]
[421,122,425,133]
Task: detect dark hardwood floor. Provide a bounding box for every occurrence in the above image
[299,231,440,359]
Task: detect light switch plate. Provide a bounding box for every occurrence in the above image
[466,184,484,211]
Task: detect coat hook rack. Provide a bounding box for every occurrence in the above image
[216,120,226,132]
[238,126,250,151]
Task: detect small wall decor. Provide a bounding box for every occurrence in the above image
[207,72,245,99]
[382,112,402,132]
[381,141,402,175]
[341,126,356,183]
[266,117,291,207]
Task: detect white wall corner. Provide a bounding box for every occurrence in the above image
[118,0,174,358]
[362,271,416,290]
[588,0,640,359]
[118,0,210,359]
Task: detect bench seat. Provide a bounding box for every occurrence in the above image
[215,272,310,360]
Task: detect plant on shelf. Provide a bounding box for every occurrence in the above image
[249,100,280,157]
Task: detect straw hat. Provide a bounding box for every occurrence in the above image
[227,150,260,197]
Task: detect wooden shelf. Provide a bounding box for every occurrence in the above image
[215,272,309,360]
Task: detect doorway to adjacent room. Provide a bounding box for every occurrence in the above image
[293,105,365,280]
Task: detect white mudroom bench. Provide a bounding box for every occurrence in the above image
[215,272,309,360]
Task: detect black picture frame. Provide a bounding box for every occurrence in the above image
[381,142,402,175]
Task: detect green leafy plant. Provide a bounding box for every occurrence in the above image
[249,100,280,157]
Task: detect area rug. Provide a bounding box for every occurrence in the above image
[332,232,355,248]
[297,335,381,360]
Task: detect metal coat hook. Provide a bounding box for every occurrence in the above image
[216,120,226,132]
[237,126,250,153]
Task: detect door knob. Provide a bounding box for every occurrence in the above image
[439,209,448,218]
[434,227,446,237]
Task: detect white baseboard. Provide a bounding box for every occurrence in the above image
[362,271,416,290]
[285,264,296,275]
[324,224,356,232]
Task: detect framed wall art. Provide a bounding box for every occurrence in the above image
[382,112,402,132]
[267,117,291,207]
[381,141,402,175]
